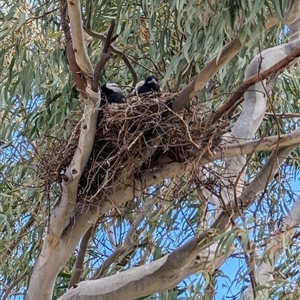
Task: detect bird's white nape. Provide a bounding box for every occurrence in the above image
[106,83,122,93]
[147,77,158,84]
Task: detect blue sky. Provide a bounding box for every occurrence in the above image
[215,178,300,300]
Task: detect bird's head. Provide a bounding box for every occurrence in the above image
[145,76,160,91]
[103,83,122,94]
[100,82,126,104]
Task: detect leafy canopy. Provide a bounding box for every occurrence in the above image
[0,0,299,299]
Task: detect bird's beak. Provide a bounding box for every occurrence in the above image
[150,78,160,90]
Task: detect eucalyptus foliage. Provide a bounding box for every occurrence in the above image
[0,0,300,299]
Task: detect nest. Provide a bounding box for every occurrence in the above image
[41,93,228,202]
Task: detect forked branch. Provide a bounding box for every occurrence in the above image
[172,16,279,112]
[213,44,300,123]
[91,20,117,92]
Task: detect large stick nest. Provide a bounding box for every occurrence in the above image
[41,93,229,202]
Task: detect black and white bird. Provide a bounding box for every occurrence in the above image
[100,83,126,106]
[129,75,160,97]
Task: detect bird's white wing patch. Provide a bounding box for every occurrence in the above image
[135,81,145,90]
[129,80,144,96]
[106,83,122,93]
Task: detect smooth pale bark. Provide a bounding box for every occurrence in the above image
[243,7,300,298]
[57,145,294,300]
[27,121,300,299]
[27,1,300,300]
[27,86,100,300]
[172,17,279,112]
[196,4,300,295]
[67,0,93,78]
[197,31,300,300]
[27,0,98,298]
[221,38,300,206]
[233,39,300,141]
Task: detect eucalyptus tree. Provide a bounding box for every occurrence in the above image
[0,0,300,299]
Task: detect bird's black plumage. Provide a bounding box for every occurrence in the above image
[137,76,160,94]
[129,76,160,97]
[100,83,126,106]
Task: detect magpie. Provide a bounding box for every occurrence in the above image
[100,83,126,106]
[129,75,160,97]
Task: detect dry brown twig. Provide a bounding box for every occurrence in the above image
[40,93,226,205]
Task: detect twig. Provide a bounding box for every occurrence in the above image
[1,272,28,300]
[90,197,157,279]
[90,246,127,280]
[106,223,117,249]
[103,21,116,53]
[0,216,35,264]
[86,0,92,29]
[230,220,257,299]
[24,8,59,25]
[226,74,278,120]
[171,16,280,112]
[85,26,138,87]
[84,2,138,85]
[213,46,300,123]
[91,21,116,91]
[68,226,94,288]
[265,112,300,118]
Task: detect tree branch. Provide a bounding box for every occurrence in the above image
[155,126,300,167]
[60,0,87,99]
[59,126,300,254]
[69,226,93,288]
[67,0,93,78]
[171,15,279,112]
[52,131,300,298]
[244,196,300,299]
[0,216,34,264]
[84,26,138,86]
[265,112,300,118]
[57,145,294,300]
[213,42,300,123]
[91,20,116,92]
[90,197,157,279]
[27,2,100,299]
[1,271,28,300]
[284,0,300,27]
